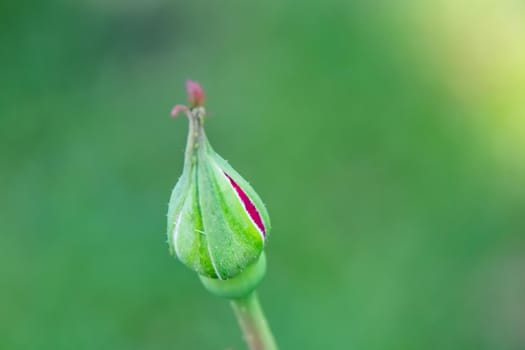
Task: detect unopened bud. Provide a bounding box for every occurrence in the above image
[167,81,270,281]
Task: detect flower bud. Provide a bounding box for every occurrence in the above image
[167,82,270,280]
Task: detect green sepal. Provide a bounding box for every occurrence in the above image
[200,253,267,299]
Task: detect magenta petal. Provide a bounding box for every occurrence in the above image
[224,172,266,237]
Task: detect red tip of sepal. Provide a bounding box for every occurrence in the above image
[186,80,205,107]
[170,104,190,118]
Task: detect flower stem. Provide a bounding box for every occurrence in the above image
[230,292,278,350]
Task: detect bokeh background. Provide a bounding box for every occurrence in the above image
[1,1,525,349]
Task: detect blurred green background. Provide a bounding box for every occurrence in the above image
[2,1,525,349]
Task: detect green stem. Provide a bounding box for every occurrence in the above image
[230,292,278,350]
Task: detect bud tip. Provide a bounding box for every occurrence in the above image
[186,80,205,107]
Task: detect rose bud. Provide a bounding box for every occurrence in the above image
[167,81,270,280]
